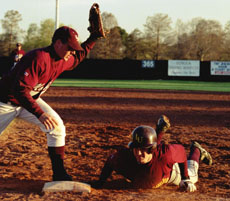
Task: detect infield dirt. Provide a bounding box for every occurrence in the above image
[0,87,229,200]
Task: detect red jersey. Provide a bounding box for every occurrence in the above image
[10,49,25,62]
[0,37,95,118]
[99,143,188,188]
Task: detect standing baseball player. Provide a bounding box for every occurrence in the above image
[0,3,105,181]
[9,43,26,69]
[91,115,212,192]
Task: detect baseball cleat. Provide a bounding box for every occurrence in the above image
[156,115,171,133]
[53,172,73,181]
[192,141,212,165]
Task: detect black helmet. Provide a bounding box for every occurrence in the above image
[128,125,157,149]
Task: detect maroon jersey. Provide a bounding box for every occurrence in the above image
[99,143,188,188]
[10,49,25,62]
[0,37,95,118]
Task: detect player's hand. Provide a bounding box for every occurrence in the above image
[39,113,58,130]
[179,179,197,192]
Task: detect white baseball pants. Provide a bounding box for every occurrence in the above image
[167,160,199,185]
[0,98,66,147]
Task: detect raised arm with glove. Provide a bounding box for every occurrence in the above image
[88,3,106,39]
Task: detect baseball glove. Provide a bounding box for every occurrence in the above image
[88,3,106,38]
[156,115,171,134]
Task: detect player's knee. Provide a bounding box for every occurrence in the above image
[46,123,66,147]
[40,118,66,136]
[50,123,66,136]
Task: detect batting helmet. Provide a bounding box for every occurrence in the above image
[128,125,157,150]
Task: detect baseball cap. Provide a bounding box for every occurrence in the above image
[52,26,83,51]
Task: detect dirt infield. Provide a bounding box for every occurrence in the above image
[0,87,230,200]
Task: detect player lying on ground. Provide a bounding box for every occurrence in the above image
[0,4,105,181]
[92,115,212,192]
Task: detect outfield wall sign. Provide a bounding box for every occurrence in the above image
[211,61,230,75]
[142,60,155,68]
[168,60,200,77]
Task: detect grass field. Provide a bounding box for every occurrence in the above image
[53,79,230,92]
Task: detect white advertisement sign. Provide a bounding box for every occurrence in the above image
[211,61,230,75]
[168,60,200,77]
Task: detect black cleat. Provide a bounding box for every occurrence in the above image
[52,172,73,181]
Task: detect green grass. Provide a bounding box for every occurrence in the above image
[52,79,230,92]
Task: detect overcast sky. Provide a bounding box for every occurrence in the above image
[0,0,229,41]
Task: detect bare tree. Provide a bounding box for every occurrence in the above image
[89,12,124,59]
[1,10,23,55]
[222,21,230,60]
[144,13,174,60]
[188,18,224,61]
[90,26,124,59]
[101,12,118,32]
[171,19,190,59]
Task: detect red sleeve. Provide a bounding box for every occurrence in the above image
[67,36,96,70]
[81,35,97,51]
[99,148,133,182]
[157,131,164,144]
[99,152,117,182]
[13,55,44,118]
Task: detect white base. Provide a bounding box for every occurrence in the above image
[42,181,91,193]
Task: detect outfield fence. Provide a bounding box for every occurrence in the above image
[1,57,229,81]
[59,59,230,82]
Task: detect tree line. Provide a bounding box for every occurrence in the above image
[1,10,230,61]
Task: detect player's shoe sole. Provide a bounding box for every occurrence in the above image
[192,141,212,165]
